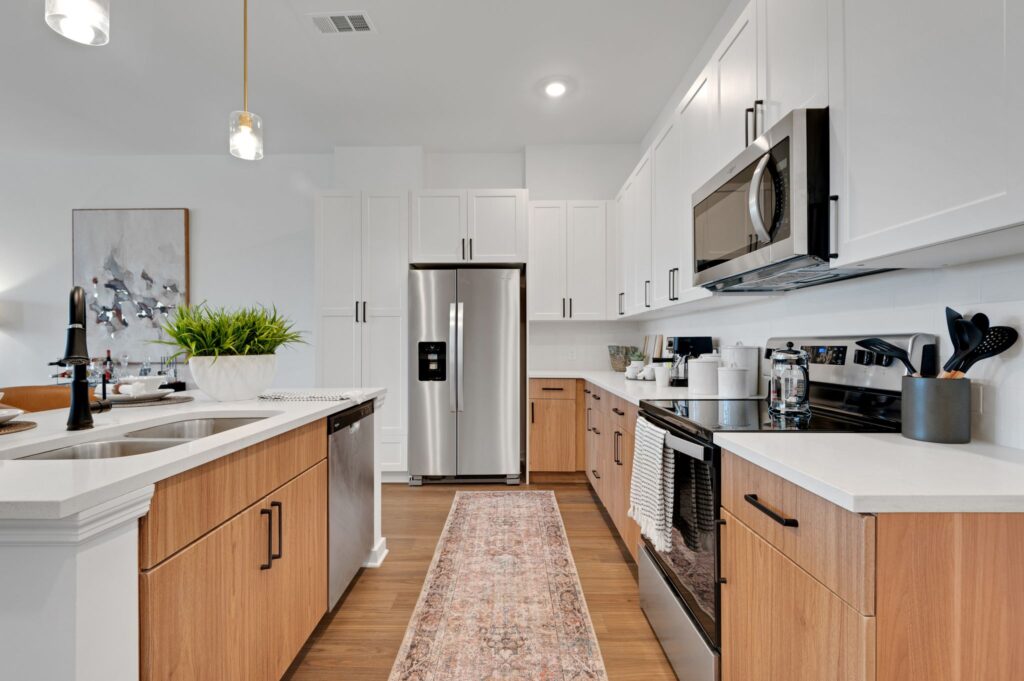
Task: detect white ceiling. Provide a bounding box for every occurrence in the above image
[0,0,729,155]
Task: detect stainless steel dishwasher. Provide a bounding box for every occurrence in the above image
[328,401,374,610]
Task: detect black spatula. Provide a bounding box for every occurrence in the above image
[856,338,916,375]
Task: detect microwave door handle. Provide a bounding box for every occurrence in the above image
[747,152,773,245]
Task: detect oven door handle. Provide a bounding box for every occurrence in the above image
[747,152,774,245]
[664,430,709,463]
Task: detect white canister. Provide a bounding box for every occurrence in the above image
[717,366,750,398]
[720,342,761,396]
[688,353,721,395]
[654,363,671,387]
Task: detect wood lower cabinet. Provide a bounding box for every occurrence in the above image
[529,397,576,472]
[140,434,328,681]
[721,509,875,681]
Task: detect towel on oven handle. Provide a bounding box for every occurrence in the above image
[628,417,675,553]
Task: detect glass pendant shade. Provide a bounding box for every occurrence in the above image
[229,111,263,161]
[45,0,110,46]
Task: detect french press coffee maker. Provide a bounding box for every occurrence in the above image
[768,342,810,416]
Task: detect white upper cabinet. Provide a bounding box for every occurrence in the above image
[713,1,760,167]
[316,193,362,388]
[468,189,528,263]
[651,117,684,309]
[566,201,607,320]
[410,190,467,263]
[528,201,568,321]
[410,189,527,264]
[627,153,653,314]
[676,67,718,291]
[607,196,625,318]
[758,0,828,131]
[829,0,1024,268]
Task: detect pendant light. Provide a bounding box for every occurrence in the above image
[45,0,110,46]
[229,0,263,160]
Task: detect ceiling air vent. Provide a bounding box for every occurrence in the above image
[310,12,375,35]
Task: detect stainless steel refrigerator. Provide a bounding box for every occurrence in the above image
[408,268,521,484]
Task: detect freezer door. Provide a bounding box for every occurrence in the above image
[408,269,458,476]
[456,269,521,476]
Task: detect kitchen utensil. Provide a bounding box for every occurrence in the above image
[720,342,760,395]
[945,306,962,346]
[768,342,810,415]
[717,366,750,398]
[902,376,971,444]
[942,317,984,373]
[954,326,1019,376]
[919,343,939,377]
[0,408,25,425]
[856,338,917,375]
[971,313,990,335]
[688,353,721,395]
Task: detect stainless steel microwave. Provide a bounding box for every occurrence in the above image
[692,108,880,292]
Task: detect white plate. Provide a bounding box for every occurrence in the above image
[107,388,174,404]
[0,408,25,425]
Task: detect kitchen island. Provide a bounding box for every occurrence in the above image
[0,389,386,681]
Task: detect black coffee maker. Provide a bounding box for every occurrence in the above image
[667,336,714,387]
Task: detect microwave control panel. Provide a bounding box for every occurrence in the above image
[417,342,447,381]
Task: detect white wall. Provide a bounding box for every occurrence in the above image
[529,321,644,371]
[637,256,1024,448]
[525,144,641,200]
[333,146,423,189]
[424,152,524,188]
[0,153,331,388]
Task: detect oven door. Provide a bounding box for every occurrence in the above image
[693,109,819,288]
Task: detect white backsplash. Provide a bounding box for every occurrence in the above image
[528,321,643,371]
[636,253,1024,449]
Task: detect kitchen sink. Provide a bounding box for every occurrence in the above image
[123,417,267,439]
[25,439,186,461]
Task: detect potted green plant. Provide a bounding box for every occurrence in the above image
[627,348,646,370]
[158,303,304,401]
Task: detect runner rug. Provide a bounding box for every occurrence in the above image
[388,491,608,680]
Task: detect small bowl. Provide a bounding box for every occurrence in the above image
[0,408,25,425]
[116,375,165,395]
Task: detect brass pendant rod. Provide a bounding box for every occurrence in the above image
[243,0,248,113]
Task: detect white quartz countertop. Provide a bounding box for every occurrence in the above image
[529,370,764,404]
[715,431,1024,514]
[0,389,385,520]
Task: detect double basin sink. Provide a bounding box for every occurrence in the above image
[25,417,267,461]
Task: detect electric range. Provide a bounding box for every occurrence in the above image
[636,333,936,681]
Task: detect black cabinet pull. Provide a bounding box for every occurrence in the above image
[715,518,728,585]
[753,99,764,138]
[562,298,566,318]
[743,493,799,527]
[530,401,535,424]
[592,428,601,435]
[469,238,473,260]
[461,238,466,260]
[618,292,625,316]
[583,388,591,394]
[592,393,601,401]
[591,469,601,479]
[614,431,622,465]
[745,106,754,146]
[355,301,359,323]
[362,301,367,323]
[569,298,573,318]
[271,501,283,560]
[260,508,273,570]
[586,406,592,431]
[541,387,564,391]
[612,407,625,416]
[644,280,651,308]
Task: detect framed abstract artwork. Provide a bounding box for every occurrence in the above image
[72,208,190,362]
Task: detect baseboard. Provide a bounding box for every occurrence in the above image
[529,471,589,483]
[382,470,410,484]
[363,537,388,568]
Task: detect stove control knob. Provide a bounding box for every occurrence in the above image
[874,353,894,367]
[853,349,873,366]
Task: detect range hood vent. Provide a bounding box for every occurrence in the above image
[310,12,375,34]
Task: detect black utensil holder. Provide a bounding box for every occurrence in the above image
[901,376,971,444]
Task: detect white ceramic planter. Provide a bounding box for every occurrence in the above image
[188,355,277,402]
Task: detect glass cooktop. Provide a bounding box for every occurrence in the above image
[640,398,900,442]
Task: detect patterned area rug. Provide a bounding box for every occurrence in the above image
[388,491,608,681]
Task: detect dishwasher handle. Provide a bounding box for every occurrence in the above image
[329,401,375,434]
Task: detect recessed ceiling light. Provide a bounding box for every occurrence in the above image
[45,0,110,46]
[544,81,568,98]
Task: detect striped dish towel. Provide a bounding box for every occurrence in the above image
[260,389,361,402]
[628,417,675,553]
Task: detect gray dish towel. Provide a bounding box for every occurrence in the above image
[628,418,675,553]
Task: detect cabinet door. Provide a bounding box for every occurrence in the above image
[606,198,624,318]
[619,179,636,316]
[140,500,274,681]
[758,0,828,131]
[528,201,568,320]
[529,398,576,472]
[677,68,718,294]
[721,511,875,681]
[566,201,607,320]
[410,190,467,263]
[468,189,528,263]
[267,462,327,677]
[651,119,684,309]
[317,193,362,388]
[714,1,760,166]
[628,154,653,314]
[611,402,641,561]
[829,0,1024,268]
[362,191,408,473]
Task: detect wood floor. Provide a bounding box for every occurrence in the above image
[286,483,677,681]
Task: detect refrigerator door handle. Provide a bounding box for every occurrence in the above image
[448,303,458,412]
[456,301,465,412]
